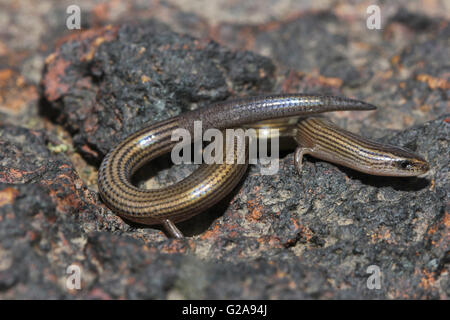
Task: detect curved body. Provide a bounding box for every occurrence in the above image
[98,94,375,228]
[97,94,428,236]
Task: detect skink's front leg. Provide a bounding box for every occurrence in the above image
[294,147,315,176]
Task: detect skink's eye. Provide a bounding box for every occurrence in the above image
[399,160,412,170]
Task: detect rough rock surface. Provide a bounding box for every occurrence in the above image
[42,21,275,162]
[0,1,449,299]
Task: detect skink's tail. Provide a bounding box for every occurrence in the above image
[318,95,377,111]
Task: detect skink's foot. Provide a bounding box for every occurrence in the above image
[294,147,305,176]
[162,219,184,238]
[294,147,314,176]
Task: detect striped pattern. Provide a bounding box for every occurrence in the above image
[295,117,429,176]
[98,117,248,225]
[98,94,381,226]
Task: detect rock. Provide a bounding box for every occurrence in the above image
[42,21,275,162]
[0,7,447,299]
[0,115,447,298]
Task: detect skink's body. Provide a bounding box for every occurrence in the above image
[97,94,428,237]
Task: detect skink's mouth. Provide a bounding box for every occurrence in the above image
[417,170,431,179]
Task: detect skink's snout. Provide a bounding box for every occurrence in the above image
[418,158,430,173]
[409,157,430,175]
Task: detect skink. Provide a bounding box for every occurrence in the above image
[97,94,429,237]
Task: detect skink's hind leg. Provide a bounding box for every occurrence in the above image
[162,219,184,238]
[294,147,314,176]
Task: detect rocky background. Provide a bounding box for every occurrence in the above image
[0,0,448,299]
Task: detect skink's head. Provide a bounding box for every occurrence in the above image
[377,146,430,177]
